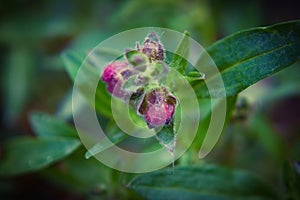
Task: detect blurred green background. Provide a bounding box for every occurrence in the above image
[0,0,299,199]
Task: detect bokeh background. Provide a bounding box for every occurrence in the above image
[0,0,299,199]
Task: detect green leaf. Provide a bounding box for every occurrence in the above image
[185,71,205,83]
[85,131,127,159]
[0,137,81,176]
[155,123,176,152]
[128,165,279,200]
[170,30,191,74]
[61,50,85,82]
[195,20,300,98]
[29,112,78,138]
[125,50,149,68]
[41,148,110,193]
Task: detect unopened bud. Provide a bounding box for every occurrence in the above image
[138,32,165,62]
[101,61,136,98]
[138,87,177,128]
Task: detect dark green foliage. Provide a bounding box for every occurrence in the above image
[195,21,300,98]
[129,165,278,200]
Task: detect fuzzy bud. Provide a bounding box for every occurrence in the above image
[138,87,177,128]
[138,32,164,62]
[101,61,136,98]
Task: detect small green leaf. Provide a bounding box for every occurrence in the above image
[185,71,205,83]
[155,123,176,152]
[170,31,191,74]
[195,20,300,98]
[85,131,127,159]
[128,165,279,200]
[29,112,78,138]
[0,137,81,176]
[156,125,174,145]
[125,50,149,68]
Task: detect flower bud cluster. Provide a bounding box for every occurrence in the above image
[101,32,176,128]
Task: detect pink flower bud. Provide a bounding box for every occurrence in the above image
[138,32,164,62]
[101,61,135,98]
[138,87,177,128]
